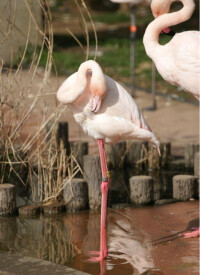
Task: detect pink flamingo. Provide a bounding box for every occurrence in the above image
[57,60,160,261]
[143,0,200,101]
[144,0,199,238]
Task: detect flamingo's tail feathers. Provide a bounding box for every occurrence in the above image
[152,144,161,156]
[151,137,161,157]
[157,146,161,157]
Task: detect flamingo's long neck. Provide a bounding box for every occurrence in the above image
[143,0,195,59]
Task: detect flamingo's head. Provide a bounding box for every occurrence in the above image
[89,69,107,113]
[151,0,171,18]
[151,0,174,35]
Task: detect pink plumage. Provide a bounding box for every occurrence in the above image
[57,60,160,261]
[144,0,199,239]
[143,0,200,101]
[57,60,159,149]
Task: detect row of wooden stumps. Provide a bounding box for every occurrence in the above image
[0,151,199,216]
[0,121,199,216]
[0,174,199,216]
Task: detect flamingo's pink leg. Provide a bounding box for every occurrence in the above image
[181,228,200,238]
[98,139,110,259]
[89,139,110,261]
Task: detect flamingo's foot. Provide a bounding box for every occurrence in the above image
[87,250,108,262]
[181,228,200,238]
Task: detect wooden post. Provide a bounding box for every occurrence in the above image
[148,141,171,170]
[105,141,126,169]
[148,143,160,170]
[126,141,148,168]
[56,122,70,155]
[0,184,17,216]
[83,155,102,210]
[69,141,88,168]
[184,143,199,169]
[63,178,88,212]
[194,152,200,178]
[129,176,154,205]
[173,175,199,201]
[160,141,171,168]
[0,146,28,188]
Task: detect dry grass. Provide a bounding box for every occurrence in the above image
[0,0,96,203]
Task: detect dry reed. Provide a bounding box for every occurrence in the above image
[0,0,96,203]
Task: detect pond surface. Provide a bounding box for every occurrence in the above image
[1,165,198,274]
[0,201,199,275]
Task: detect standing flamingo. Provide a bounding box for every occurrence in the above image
[143,0,200,238]
[143,0,200,101]
[57,60,160,261]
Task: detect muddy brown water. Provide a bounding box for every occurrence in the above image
[0,201,198,275]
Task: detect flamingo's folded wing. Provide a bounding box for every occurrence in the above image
[116,82,152,131]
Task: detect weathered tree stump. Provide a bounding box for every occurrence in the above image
[18,205,41,217]
[56,122,70,155]
[42,203,66,215]
[70,141,88,168]
[63,178,88,211]
[0,146,29,190]
[173,175,199,201]
[148,144,160,170]
[129,176,154,205]
[160,142,171,168]
[194,152,200,178]
[184,143,199,169]
[148,142,171,170]
[83,155,102,210]
[105,141,126,169]
[126,141,148,168]
[0,184,17,216]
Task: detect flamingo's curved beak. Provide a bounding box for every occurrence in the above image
[153,13,175,37]
[161,27,171,34]
[91,95,102,113]
[161,27,175,37]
